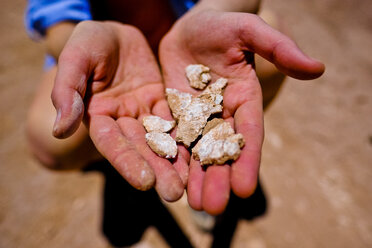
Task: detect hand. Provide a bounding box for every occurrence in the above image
[159,10,324,214]
[51,21,188,201]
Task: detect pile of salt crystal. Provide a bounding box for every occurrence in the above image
[143,64,245,165]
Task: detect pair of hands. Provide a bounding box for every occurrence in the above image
[52,10,324,215]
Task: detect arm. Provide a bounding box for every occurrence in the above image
[192,0,260,13]
[45,22,76,60]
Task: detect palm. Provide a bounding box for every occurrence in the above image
[52,21,186,201]
[160,10,324,214]
[88,78,186,201]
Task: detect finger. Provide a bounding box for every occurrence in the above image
[151,98,174,121]
[89,115,156,190]
[51,47,89,138]
[173,145,190,186]
[202,165,231,215]
[231,143,261,198]
[239,14,325,80]
[231,89,264,198]
[151,98,190,186]
[187,159,205,210]
[117,117,185,202]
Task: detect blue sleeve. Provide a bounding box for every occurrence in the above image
[25,0,92,40]
[168,0,198,17]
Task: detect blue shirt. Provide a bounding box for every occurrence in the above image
[25,0,198,40]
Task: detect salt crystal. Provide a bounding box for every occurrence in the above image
[142,115,176,133]
[185,64,211,90]
[192,121,245,165]
[145,132,177,159]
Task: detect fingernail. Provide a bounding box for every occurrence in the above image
[53,109,61,135]
[137,161,156,191]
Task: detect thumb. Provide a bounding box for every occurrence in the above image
[239,14,325,80]
[51,48,89,139]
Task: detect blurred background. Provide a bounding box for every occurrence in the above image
[0,0,371,247]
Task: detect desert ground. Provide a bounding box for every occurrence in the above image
[1,0,371,247]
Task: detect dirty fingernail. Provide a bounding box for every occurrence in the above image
[52,109,61,136]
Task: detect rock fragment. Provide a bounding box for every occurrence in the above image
[198,77,227,107]
[192,121,245,165]
[200,77,228,98]
[174,78,227,147]
[145,132,178,159]
[142,115,176,133]
[142,115,177,159]
[185,64,212,89]
[175,97,219,147]
[165,88,192,121]
[202,118,225,135]
[166,78,227,148]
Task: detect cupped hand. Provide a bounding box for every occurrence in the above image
[159,10,325,214]
[51,21,188,201]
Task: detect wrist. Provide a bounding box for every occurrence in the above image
[46,22,76,60]
[192,0,260,13]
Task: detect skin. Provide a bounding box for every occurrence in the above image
[51,21,188,201]
[27,0,324,213]
[159,8,325,214]
[45,22,76,60]
[26,66,102,170]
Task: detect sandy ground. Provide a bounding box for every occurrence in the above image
[1,0,372,247]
